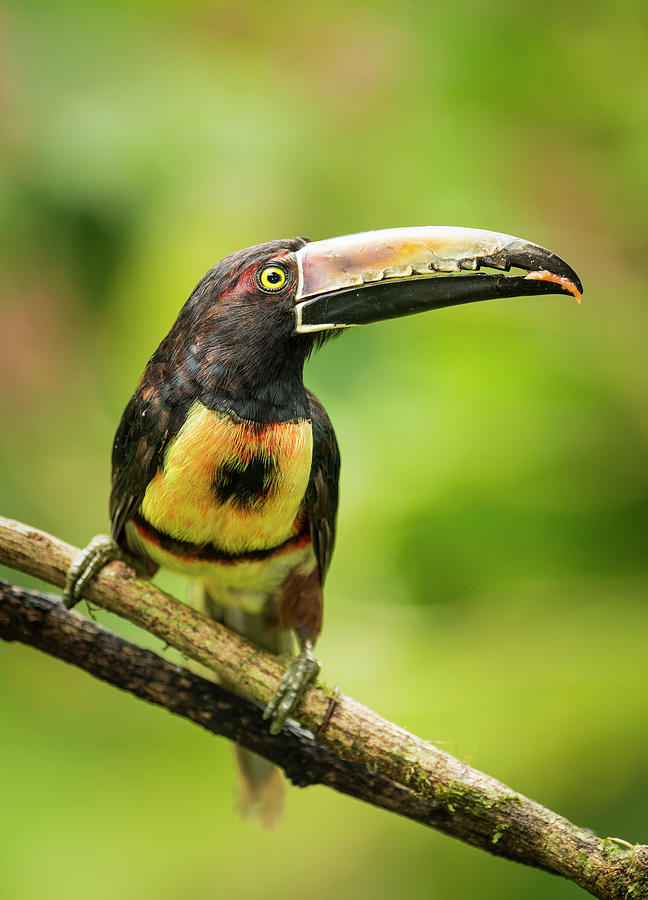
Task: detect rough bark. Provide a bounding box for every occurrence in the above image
[1,515,646,899]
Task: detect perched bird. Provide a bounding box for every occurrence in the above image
[64,226,582,824]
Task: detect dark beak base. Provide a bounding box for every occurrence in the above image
[296,272,580,332]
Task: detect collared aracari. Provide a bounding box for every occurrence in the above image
[64,226,581,823]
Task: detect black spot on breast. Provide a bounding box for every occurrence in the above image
[213,455,277,509]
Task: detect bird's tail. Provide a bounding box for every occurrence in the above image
[186,580,291,829]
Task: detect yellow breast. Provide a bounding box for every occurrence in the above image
[140,400,313,554]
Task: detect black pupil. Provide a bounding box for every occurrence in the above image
[267,270,282,284]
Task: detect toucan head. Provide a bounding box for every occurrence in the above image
[177,226,582,413]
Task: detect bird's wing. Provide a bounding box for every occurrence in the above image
[109,381,191,548]
[304,391,340,584]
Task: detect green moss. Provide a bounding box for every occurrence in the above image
[601,837,634,860]
[492,822,510,845]
[429,779,521,819]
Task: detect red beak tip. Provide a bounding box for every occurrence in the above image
[524,270,582,304]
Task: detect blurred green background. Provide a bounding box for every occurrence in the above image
[1,0,647,897]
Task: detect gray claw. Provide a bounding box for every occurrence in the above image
[263,641,320,735]
[63,534,118,609]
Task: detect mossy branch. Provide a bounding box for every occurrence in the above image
[1,515,646,899]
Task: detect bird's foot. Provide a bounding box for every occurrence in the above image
[63,534,119,609]
[263,641,320,735]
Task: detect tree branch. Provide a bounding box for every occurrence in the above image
[1,515,646,899]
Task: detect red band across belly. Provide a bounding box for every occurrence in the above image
[131,513,311,565]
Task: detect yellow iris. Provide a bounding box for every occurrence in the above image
[259,266,287,292]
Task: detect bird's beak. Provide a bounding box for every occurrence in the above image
[292,226,582,334]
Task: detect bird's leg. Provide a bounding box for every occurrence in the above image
[63,534,119,609]
[263,637,320,735]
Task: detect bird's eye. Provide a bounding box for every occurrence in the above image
[258,265,287,292]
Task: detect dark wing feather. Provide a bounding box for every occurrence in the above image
[110,397,166,546]
[109,372,193,549]
[304,390,340,584]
